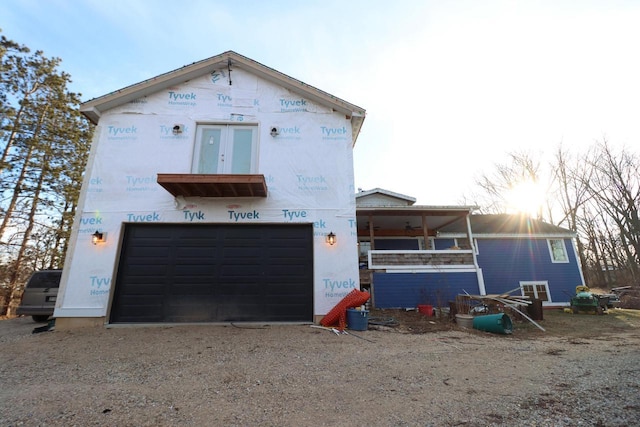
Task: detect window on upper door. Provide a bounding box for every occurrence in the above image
[193,124,258,174]
[520,281,551,302]
[547,239,569,263]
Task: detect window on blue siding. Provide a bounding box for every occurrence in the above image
[520,281,551,302]
[547,239,569,263]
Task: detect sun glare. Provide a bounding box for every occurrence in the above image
[506,180,546,217]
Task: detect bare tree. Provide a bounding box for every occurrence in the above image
[551,146,594,273]
[470,141,640,288]
[469,151,551,220]
[579,141,640,284]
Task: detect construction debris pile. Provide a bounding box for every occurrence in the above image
[455,288,545,332]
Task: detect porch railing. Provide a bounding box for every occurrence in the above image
[368,250,476,270]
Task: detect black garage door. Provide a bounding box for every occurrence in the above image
[109,223,314,323]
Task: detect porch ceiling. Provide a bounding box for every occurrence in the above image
[356,207,475,235]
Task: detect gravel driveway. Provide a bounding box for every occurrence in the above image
[1,314,639,426]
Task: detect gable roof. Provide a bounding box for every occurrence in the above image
[356,188,416,206]
[80,50,366,143]
[437,214,576,237]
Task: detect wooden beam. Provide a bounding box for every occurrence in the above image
[368,214,375,250]
[422,213,429,248]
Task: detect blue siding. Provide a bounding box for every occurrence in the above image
[476,238,582,303]
[373,272,480,308]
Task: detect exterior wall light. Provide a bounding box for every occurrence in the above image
[92,230,106,245]
[326,231,336,246]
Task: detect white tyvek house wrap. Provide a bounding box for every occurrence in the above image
[55,68,360,319]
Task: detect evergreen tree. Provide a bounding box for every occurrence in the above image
[0,30,93,315]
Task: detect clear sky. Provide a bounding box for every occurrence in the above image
[2,0,639,206]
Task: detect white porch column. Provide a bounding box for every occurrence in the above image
[465,213,486,295]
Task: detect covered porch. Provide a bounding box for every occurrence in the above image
[355,203,485,309]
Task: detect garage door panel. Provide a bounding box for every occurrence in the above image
[266,281,311,292]
[267,253,308,261]
[220,257,262,265]
[269,292,313,304]
[220,266,262,277]
[266,263,308,273]
[222,247,263,257]
[263,308,311,321]
[223,227,260,237]
[170,284,214,295]
[175,235,219,244]
[123,264,170,274]
[267,251,310,259]
[114,298,164,323]
[267,240,307,248]
[218,308,259,322]
[272,276,313,284]
[126,246,172,258]
[171,275,217,285]
[172,264,217,275]
[217,282,261,293]
[174,250,216,260]
[116,314,163,323]
[126,230,173,241]
[110,224,313,323]
[166,298,216,319]
[119,295,163,305]
[118,284,165,296]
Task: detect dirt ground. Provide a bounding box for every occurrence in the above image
[1,308,639,426]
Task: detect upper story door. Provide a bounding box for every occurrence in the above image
[193,125,258,174]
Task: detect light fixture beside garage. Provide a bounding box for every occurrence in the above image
[326,231,336,246]
[91,230,106,245]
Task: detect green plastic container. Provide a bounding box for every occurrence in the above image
[472,313,513,334]
[346,308,369,331]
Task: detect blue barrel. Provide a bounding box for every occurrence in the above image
[472,313,513,334]
[346,308,369,331]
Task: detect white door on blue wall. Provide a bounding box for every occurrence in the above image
[193,125,258,174]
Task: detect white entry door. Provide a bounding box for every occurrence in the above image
[193,125,258,174]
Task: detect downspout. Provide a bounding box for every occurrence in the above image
[465,213,486,295]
